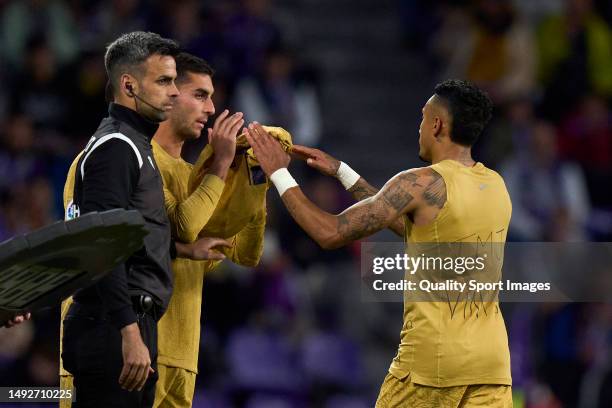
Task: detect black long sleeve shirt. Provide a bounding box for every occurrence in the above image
[72,103,172,329]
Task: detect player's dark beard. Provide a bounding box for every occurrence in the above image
[177,123,197,141]
[178,119,201,141]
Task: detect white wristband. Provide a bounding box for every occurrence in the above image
[270,168,298,196]
[336,161,361,190]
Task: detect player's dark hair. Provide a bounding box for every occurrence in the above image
[104,31,179,94]
[434,79,493,146]
[174,52,215,83]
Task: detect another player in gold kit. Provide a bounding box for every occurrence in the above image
[150,52,242,408]
[152,53,291,407]
[246,79,513,407]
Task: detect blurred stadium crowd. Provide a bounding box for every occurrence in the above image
[0,0,610,407]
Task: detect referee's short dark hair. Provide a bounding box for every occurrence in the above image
[104,31,179,95]
[174,52,215,84]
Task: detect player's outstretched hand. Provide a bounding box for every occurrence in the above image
[179,237,233,261]
[3,312,31,328]
[291,145,340,177]
[245,122,290,176]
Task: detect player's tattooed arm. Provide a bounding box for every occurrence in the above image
[348,179,405,237]
[348,178,378,201]
[280,168,441,249]
[422,169,446,209]
[291,145,405,236]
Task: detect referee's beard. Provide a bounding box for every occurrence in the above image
[137,102,169,124]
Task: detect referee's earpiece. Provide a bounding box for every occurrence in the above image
[125,82,166,113]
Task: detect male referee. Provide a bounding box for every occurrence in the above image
[61,32,179,408]
[247,80,513,407]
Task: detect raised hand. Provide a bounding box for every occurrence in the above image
[244,123,290,176]
[291,145,340,177]
[207,110,244,179]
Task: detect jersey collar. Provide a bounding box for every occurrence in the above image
[109,103,159,141]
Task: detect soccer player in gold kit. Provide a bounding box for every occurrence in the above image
[150,52,241,408]
[151,52,271,408]
[246,79,513,407]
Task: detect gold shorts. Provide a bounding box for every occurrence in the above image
[153,364,197,408]
[375,372,513,408]
[59,375,73,408]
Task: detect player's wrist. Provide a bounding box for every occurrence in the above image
[212,147,235,164]
[270,168,298,196]
[335,161,360,190]
[209,159,231,180]
[174,241,191,259]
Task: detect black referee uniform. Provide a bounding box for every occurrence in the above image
[62,103,173,408]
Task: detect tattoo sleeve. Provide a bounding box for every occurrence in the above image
[337,169,446,242]
[335,172,422,242]
[348,177,410,237]
[422,170,446,209]
[348,179,378,201]
[278,168,446,249]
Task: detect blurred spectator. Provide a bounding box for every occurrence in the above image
[223,0,282,81]
[434,0,536,104]
[397,0,445,52]
[300,325,364,404]
[512,0,564,24]
[501,121,590,241]
[233,46,322,146]
[536,304,587,407]
[0,113,44,191]
[27,344,59,386]
[150,1,218,59]
[0,177,55,238]
[64,50,108,141]
[226,324,302,396]
[479,96,535,168]
[558,94,612,210]
[536,0,612,119]
[156,0,201,47]
[26,176,56,230]
[75,0,148,50]
[0,321,35,385]
[249,257,300,321]
[0,0,79,69]
[10,36,72,134]
[274,176,353,268]
[577,303,612,407]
